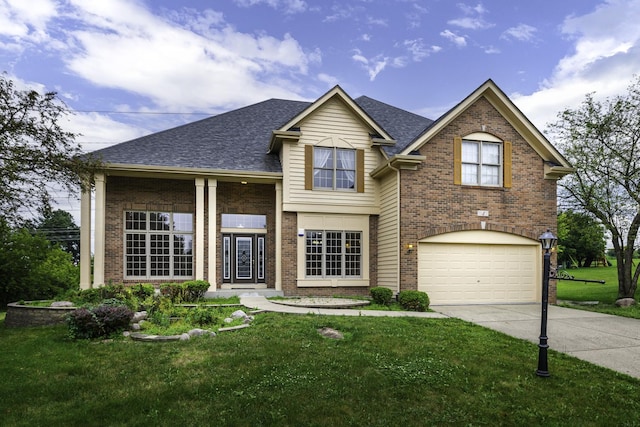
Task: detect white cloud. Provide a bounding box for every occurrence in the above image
[351,49,388,81]
[56,0,313,110]
[501,24,537,42]
[233,0,307,14]
[0,0,57,42]
[440,29,467,47]
[448,2,494,30]
[512,0,640,132]
[402,39,441,61]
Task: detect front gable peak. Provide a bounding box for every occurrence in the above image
[268,85,396,153]
[400,79,572,176]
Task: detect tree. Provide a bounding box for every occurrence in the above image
[557,210,606,268]
[551,77,640,300]
[0,219,79,307]
[0,73,100,224]
[34,209,81,264]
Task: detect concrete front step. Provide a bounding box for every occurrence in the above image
[205,289,284,298]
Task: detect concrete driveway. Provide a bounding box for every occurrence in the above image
[434,304,640,379]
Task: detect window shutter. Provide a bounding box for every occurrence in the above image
[503,141,512,188]
[453,136,462,185]
[305,144,313,190]
[356,149,365,193]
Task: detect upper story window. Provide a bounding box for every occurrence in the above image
[305,144,365,193]
[313,147,356,190]
[454,134,512,188]
[462,140,502,186]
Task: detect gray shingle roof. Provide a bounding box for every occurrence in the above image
[93,95,434,173]
[354,96,434,155]
[93,99,311,173]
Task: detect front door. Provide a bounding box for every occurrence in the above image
[223,234,266,284]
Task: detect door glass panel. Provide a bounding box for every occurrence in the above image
[236,237,252,279]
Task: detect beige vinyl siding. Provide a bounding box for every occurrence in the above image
[284,97,379,211]
[376,171,399,291]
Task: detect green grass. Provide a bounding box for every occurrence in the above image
[557,261,640,318]
[2,312,640,426]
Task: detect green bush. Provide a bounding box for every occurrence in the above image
[66,304,134,339]
[160,281,210,303]
[186,307,219,326]
[398,290,429,312]
[0,222,79,307]
[370,287,393,305]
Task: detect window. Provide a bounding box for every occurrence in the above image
[313,147,356,190]
[305,230,361,278]
[305,145,365,192]
[124,211,193,279]
[461,139,502,186]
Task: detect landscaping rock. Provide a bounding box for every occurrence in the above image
[231,310,248,319]
[132,311,148,322]
[615,298,637,307]
[224,317,233,323]
[131,323,141,331]
[50,301,74,308]
[122,331,131,337]
[189,328,216,337]
[318,327,344,340]
[179,333,191,341]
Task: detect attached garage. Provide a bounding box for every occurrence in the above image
[418,231,541,305]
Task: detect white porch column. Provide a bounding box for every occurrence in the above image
[275,181,282,291]
[79,186,92,289]
[207,179,217,292]
[93,173,106,287]
[195,178,205,281]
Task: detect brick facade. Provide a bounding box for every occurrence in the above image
[397,97,558,301]
[104,176,195,284]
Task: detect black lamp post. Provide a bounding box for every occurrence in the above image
[536,228,557,377]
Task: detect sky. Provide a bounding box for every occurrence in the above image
[2,0,640,221]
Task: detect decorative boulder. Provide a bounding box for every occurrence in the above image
[615,298,637,307]
[231,310,248,319]
[179,333,191,341]
[318,327,344,340]
[132,311,148,323]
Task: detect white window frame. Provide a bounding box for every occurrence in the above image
[304,230,362,278]
[124,211,194,280]
[461,139,503,187]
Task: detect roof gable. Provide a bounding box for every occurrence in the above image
[401,79,571,170]
[276,85,395,141]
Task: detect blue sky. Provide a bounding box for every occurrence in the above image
[2,0,640,218]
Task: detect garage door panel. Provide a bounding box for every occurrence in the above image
[418,242,538,305]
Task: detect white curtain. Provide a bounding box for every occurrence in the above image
[337,149,355,188]
[313,147,332,174]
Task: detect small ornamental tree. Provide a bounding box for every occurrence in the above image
[551,76,640,300]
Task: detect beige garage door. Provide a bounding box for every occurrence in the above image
[418,232,540,305]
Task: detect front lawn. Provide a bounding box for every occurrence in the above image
[557,261,640,318]
[1,313,640,426]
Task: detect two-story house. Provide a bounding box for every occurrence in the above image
[79,80,572,304]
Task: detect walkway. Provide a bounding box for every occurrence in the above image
[240,295,640,379]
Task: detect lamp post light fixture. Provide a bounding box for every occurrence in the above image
[536,228,557,377]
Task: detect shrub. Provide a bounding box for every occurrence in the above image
[160,281,210,303]
[186,307,219,326]
[398,290,429,312]
[67,304,134,339]
[370,287,393,305]
[129,283,155,300]
[183,280,210,302]
[66,308,101,339]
